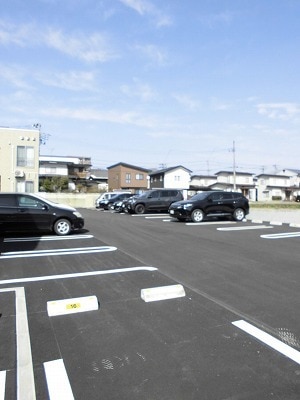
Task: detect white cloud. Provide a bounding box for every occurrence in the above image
[173,94,200,111]
[120,79,157,101]
[37,70,98,91]
[257,103,300,121]
[0,20,32,46]
[119,0,172,27]
[44,29,117,63]
[133,44,168,66]
[0,64,32,88]
[0,20,117,63]
[41,106,159,128]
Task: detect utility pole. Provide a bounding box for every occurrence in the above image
[232,141,236,190]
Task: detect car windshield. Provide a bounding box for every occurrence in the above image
[190,192,210,201]
[138,192,149,198]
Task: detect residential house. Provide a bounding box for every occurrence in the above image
[190,174,217,190]
[149,166,192,189]
[0,126,40,192]
[39,155,92,191]
[211,171,255,198]
[107,162,150,193]
[86,168,108,191]
[256,173,298,201]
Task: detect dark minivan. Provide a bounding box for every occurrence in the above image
[0,193,84,235]
[169,191,249,222]
[126,189,183,214]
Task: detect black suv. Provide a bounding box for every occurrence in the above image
[0,193,84,235]
[168,191,249,222]
[126,189,183,214]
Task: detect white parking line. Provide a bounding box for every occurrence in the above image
[145,216,170,219]
[4,234,93,243]
[217,225,274,231]
[0,371,6,400]
[44,359,74,400]
[261,232,300,239]
[232,320,300,365]
[132,213,169,217]
[185,221,237,226]
[0,246,117,259]
[0,287,36,400]
[0,266,158,285]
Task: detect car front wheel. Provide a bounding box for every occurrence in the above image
[233,208,245,221]
[54,219,72,235]
[191,209,205,222]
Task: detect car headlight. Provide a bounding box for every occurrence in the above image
[73,211,83,218]
[183,203,193,209]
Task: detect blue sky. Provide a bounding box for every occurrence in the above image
[1,0,299,174]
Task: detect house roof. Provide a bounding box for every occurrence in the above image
[215,170,254,176]
[191,174,217,179]
[149,165,192,176]
[107,162,151,172]
[88,169,108,179]
[256,173,289,178]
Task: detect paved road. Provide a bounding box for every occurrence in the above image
[0,210,299,399]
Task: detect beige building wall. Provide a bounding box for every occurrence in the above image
[0,127,40,192]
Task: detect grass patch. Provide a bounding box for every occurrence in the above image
[250,202,300,210]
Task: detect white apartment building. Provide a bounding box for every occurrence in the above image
[0,127,40,192]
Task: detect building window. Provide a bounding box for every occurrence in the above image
[125,173,131,183]
[136,173,144,180]
[16,180,34,193]
[25,181,34,192]
[17,146,35,167]
[45,167,56,174]
[174,176,180,181]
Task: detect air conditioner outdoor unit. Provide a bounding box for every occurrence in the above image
[15,170,25,178]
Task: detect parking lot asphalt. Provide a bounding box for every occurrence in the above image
[1,208,300,399]
[247,207,300,225]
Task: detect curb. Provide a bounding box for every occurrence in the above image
[247,218,300,228]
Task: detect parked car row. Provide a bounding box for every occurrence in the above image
[98,189,250,223]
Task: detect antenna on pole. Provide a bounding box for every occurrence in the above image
[33,123,51,146]
[229,141,236,190]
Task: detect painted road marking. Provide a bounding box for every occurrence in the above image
[261,232,300,239]
[232,320,300,365]
[132,213,169,217]
[217,225,273,231]
[0,266,158,286]
[0,246,117,259]
[0,371,6,400]
[44,359,74,400]
[145,215,170,219]
[47,295,99,317]
[141,284,186,302]
[0,287,36,400]
[4,234,93,242]
[185,221,237,226]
